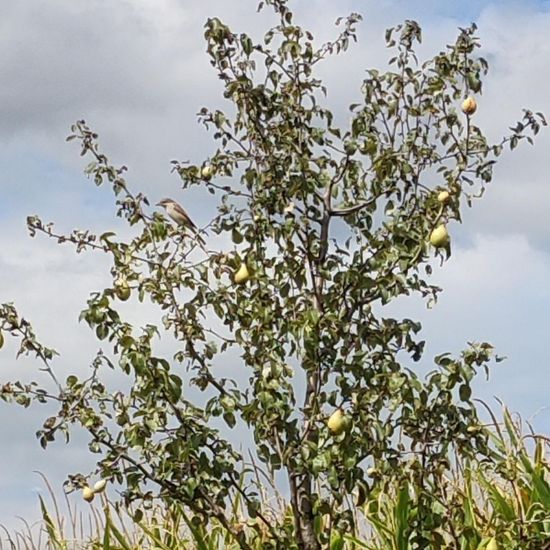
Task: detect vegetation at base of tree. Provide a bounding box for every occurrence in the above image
[0,0,547,549]
[1,409,548,549]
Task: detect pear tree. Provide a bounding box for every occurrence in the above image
[0,0,545,548]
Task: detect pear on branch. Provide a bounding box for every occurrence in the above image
[114,279,131,301]
[82,486,94,502]
[437,190,451,204]
[327,409,349,435]
[461,96,477,116]
[201,164,214,180]
[234,263,250,284]
[429,224,450,248]
[93,479,107,493]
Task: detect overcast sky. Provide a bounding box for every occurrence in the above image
[1,0,549,535]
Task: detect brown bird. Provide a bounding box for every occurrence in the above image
[156,198,205,245]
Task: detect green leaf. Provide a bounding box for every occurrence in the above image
[459,384,472,401]
[38,496,66,550]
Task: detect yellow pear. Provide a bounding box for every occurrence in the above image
[437,190,451,204]
[429,225,450,248]
[114,279,131,301]
[0,330,4,349]
[461,96,477,116]
[327,409,347,435]
[234,263,250,284]
[486,537,499,550]
[82,486,95,502]
[201,165,214,180]
[93,479,107,493]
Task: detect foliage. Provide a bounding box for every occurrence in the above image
[1,410,548,550]
[0,0,546,548]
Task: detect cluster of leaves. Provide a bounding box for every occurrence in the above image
[0,0,546,548]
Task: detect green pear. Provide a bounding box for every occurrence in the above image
[344,140,358,155]
[0,330,4,349]
[201,165,214,180]
[437,190,451,204]
[234,263,250,284]
[93,479,107,493]
[114,279,131,301]
[429,225,450,248]
[327,409,347,435]
[82,486,95,502]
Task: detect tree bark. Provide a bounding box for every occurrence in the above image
[289,469,321,550]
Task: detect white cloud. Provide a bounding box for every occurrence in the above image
[442,233,550,298]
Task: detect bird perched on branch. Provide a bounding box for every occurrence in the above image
[156,198,205,245]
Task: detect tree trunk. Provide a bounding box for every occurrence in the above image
[289,469,321,550]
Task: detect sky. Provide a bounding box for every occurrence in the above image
[1,0,549,536]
